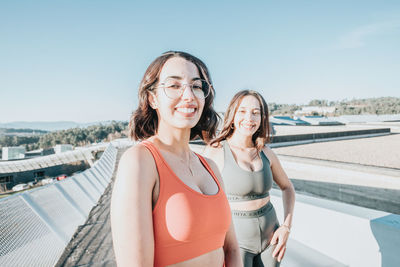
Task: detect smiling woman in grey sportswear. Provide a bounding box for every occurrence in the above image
[204,90,295,267]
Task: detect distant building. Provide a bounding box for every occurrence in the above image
[25,148,44,158]
[54,144,73,154]
[295,106,336,116]
[0,146,98,192]
[270,116,310,126]
[301,116,344,126]
[336,114,400,124]
[2,147,26,160]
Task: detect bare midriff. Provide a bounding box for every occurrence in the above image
[167,247,224,267]
[229,196,270,211]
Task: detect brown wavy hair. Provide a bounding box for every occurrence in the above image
[210,90,271,150]
[129,51,219,141]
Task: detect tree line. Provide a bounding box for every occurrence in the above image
[268,97,400,116]
[0,121,128,152]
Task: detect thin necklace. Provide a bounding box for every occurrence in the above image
[163,148,194,176]
[178,151,194,176]
[153,136,194,176]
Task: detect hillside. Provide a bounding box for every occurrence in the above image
[269,97,400,116]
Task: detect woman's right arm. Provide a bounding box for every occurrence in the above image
[111,145,157,267]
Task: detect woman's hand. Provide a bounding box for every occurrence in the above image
[270,225,290,262]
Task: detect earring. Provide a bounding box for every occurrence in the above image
[149,92,157,109]
[230,123,234,129]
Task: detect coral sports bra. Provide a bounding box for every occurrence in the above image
[140,141,231,267]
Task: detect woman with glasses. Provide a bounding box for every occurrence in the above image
[204,90,295,267]
[111,51,242,267]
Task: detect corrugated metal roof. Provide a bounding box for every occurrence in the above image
[0,145,107,174]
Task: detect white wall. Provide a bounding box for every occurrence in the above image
[270,189,400,267]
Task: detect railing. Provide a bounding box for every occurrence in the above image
[0,144,118,267]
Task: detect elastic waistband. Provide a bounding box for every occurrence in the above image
[227,193,269,202]
[231,202,274,218]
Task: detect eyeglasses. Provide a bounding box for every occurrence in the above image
[155,78,211,99]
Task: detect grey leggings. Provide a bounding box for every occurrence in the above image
[232,202,280,267]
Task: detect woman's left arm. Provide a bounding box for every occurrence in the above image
[263,146,295,262]
[205,157,243,267]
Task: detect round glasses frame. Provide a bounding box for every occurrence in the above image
[153,78,211,100]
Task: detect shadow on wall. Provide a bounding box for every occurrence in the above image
[370,214,400,267]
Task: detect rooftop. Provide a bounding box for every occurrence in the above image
[273,133,400,169]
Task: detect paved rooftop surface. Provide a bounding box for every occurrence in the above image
[273,133,400,169]
[273,122,400,135]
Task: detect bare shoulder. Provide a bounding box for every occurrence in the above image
[116,143,157,187]
[262,144,279,166]
[120,143,153,164]
[203,142,223,157]
[202,142,224,172]
[111,144,158,217]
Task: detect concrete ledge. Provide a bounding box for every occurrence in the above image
[269,132,390,148]
[279,156,400,190]
[270,189,400,267]
[190,128,391,149]
[270,128,390,143]
[276,179,400,214]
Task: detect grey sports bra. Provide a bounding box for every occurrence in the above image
[221,141,273,202]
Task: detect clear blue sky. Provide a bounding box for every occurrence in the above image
[1,0,399,123]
